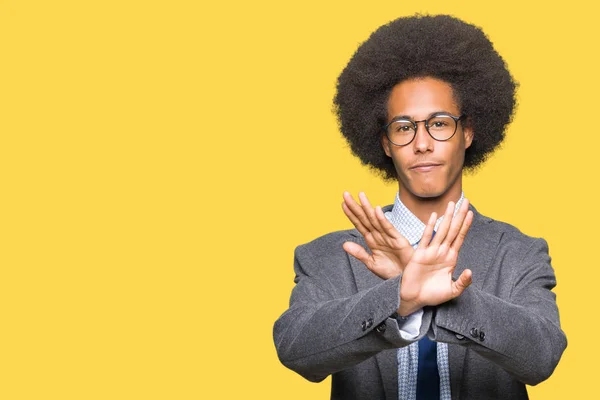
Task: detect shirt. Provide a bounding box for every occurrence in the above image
[384,192,465,400]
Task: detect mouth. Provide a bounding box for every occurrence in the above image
[409,162,442,172]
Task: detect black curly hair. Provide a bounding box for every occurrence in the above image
[333,14,518,181]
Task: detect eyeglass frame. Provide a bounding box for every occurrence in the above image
[383,112,466,146]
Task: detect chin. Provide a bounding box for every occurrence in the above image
[414,189,445,199]
[406,182,448,199]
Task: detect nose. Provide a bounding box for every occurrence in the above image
[413,120,433,153]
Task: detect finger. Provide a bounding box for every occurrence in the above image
[358,192,386,233]
[343,192,375,233]
[418,212,437,249]
[443,198,470,246]
[451,269,473,298]
[451,210,474,251]
[342,202,369,238]
[432,201,455,245]
[375,205,409,245]
[342,241,373,269]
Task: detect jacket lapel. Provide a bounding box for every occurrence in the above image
[454,205,496,292]
[448,206,499,400]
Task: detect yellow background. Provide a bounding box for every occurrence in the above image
[0,0,597,398]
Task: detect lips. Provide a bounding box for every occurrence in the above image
[409,162,442,171]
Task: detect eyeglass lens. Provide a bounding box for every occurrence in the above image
[386,115,457,145]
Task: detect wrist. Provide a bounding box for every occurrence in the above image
[397,298,421,317]
[398,276,422,316]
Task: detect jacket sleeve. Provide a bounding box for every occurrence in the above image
[273,240,428,382]
[430,237,567,385]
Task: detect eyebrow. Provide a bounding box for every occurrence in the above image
[390,110,453,120]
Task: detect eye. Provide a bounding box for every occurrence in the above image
[428,115,455,131]
[395,125,412,132]
[388,120,414,134]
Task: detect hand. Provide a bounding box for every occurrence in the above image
[341,192,414,279]
[398,199,474,316]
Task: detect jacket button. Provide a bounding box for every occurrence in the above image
[375,323,386,333]
[479,331,485,341]
[470,328,478,338]
[366,318,373,329]
[455,333,465,340]
[361,321,367,331]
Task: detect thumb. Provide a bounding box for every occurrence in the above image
[452,269,472,298]
[343,242,372,268]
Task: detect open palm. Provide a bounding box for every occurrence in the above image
[399,200,473,315]
[341,192,414,279]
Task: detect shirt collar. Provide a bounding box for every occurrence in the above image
[384,192,465,246]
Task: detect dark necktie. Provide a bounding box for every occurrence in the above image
[416,230,439,399]
[416,335,440,399]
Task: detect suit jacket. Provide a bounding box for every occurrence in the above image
[273,205,567,400]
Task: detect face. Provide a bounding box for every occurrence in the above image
[382,77,473,203]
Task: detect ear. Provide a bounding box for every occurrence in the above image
[463,122,474,150]
[381,134,392,157]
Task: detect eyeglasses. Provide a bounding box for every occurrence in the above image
[384,113,465,146]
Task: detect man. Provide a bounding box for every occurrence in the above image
[273,15,566,400]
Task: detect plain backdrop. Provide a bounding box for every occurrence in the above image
[0,0,597,398]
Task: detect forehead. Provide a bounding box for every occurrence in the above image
[387,77,459,120]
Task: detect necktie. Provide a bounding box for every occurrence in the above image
[416,335,439,399]
[416,231,439,399]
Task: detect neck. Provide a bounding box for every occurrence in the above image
[398,180,463,225]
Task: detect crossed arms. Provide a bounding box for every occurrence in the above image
[274,193,566,385]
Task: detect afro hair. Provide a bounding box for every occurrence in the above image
[333,14,518,181]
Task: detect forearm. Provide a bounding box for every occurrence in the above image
[431,284,566,385]
[274,275,427,381]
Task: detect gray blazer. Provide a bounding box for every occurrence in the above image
[273,205,567,400]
